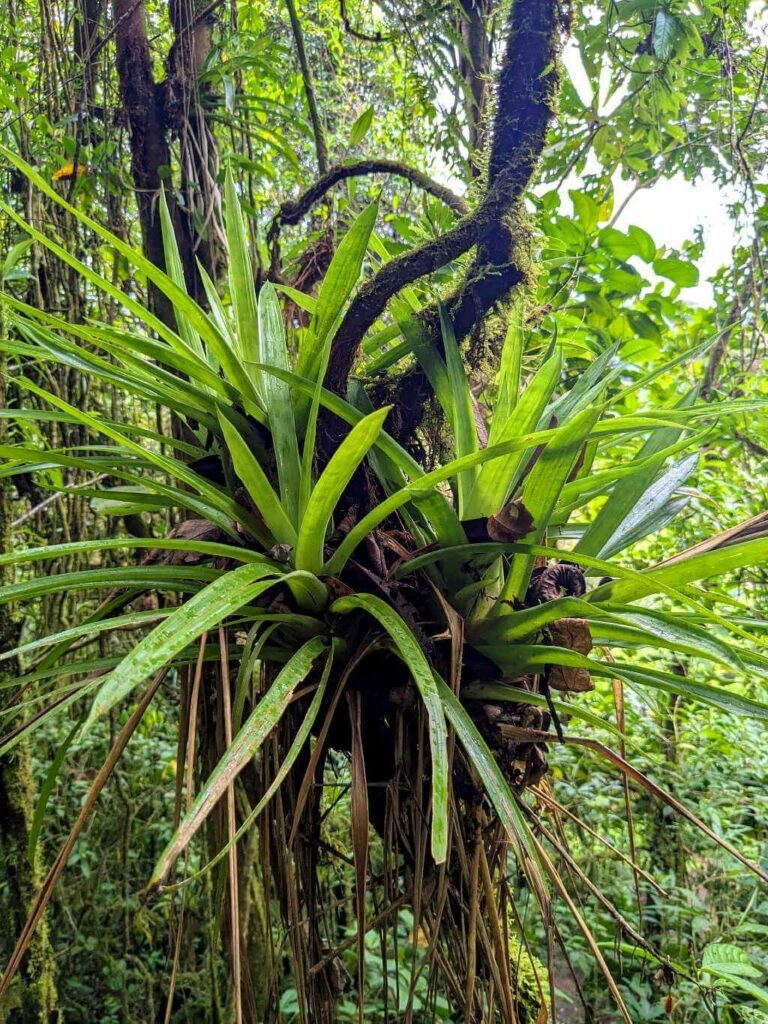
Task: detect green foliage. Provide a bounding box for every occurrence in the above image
[0,0,766,1018]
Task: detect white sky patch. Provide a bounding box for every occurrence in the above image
[611,172,741,305]
[562,40,629,116]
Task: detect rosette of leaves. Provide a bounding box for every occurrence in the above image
[2,150,768,1023]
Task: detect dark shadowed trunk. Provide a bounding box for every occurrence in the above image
[0,364,58,1024]
[166,0,224,295]
[113,0,177,324]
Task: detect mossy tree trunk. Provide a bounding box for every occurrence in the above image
[0,367,58,1024]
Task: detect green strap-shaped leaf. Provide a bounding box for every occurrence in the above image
[16,376,263,537]
[218,412,297,546]
[473,595,743,671]
[461,682,621,738]
[489,308,524,439]
[400,539,765,651]
[149,636,328,887]
[159,189,205,360]
[497,404,602,606]
[596,452,698,559]
[588,616,741,670]
[0,537,265,570]
[1,609,173,665]
[576,389,698,558]
[439,303,478,517]
[83,563,286,730]
[434,679,547,886]
[160,647,334,889]
[0,566,219,607]
[297,200,380,518]
[476,645,768,721]
[547,343,620,424]
[331,594,448,864]
[298,198,380,383]
[258,282,301,523]
[0,203,256,411]
[325,413,676,576]
[0,146,260,406]
[590,536,768,605]
[225,170,262,397]
[464,347,562,519]
[295,408,389,574]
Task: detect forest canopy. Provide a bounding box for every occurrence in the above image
[0,0,767,1021]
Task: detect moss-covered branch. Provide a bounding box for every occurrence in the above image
[324,0,570,401]
[271,158,469,235]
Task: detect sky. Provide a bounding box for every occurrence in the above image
[610,172,738,305]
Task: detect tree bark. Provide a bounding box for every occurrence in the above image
[0,364,58,1024]
[113,0,177,324]
[459,0,493,176]
[166,0,225,294]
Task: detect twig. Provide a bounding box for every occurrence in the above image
[12,473,107,528]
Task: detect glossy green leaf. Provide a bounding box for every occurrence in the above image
[653,255,699,288]
[299,198,379,383]
[465,346,562,519]
[0,148,260,406]
[349,106,374,146]
[258,282,301,523]
[589,536,768,605]
[159,188,204,359]
[439,303,478,516]
[435,678,546,881]
[83,563,284,730]
[295,407,389,573]
[225,170,262,395]
[499,404,602,605]
[218,412,296,546]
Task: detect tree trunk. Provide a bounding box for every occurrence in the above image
[113,0,177,323]
[166,0,225,294]
[0,365,58,1024]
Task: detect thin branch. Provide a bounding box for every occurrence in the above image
[12,473,106,528]
[339,0,397,43]
[284,0,329,174]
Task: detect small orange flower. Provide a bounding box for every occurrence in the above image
[52,162,88,181]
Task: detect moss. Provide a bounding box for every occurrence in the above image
[0,746,59,1023]
[508,934,549,1023]
[0,408,58,1022]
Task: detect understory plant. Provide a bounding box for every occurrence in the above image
[1,134,768,1024]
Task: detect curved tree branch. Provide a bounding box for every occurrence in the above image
[339,0,398,43]
[324,0,571,401]
[272,159,469,235]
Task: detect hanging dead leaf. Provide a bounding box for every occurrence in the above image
[487,497,534,542]
[548,618,593,692]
